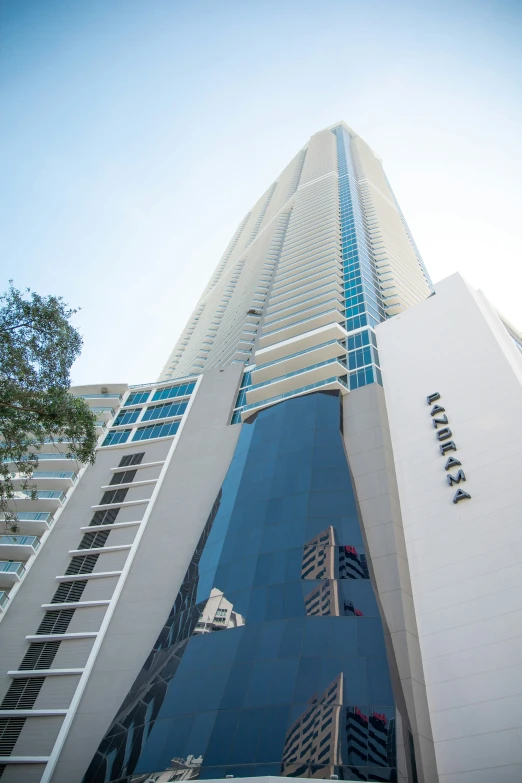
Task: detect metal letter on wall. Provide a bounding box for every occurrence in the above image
[453,488,471,504]
[447,470,466,487]
[444,457,461,471]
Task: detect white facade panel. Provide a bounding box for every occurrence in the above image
[377,272,522,782]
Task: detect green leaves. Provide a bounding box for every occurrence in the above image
[0,282,98,532]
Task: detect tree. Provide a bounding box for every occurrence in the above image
[0,282,98,532]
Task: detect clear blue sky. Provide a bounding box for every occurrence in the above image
[2,0,521,385]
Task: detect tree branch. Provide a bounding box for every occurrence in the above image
[0,400,49,416]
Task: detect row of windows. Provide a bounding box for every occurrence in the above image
[113,408,141,426]
[349,365,383,390]
[124,381,196,408]
[142,400,188,421]
[347,329,377,352]
[152,381,195,401]
[103,419,180,446]
[133,420,180,441]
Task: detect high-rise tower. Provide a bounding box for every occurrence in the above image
[160,123,432,400]
[2,124,522,783]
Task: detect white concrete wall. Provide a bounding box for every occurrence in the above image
[376,273,522,783]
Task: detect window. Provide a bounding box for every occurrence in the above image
[78,530,110,550]
[110,469,137,486]
[19,641,61,670]
[103,429,131,447]
[141,400,187,421]
[37,609,75,635]
[1,678,44,709]
[151,382,195,402]
[65,553,99,576]
[132,421,180,441]
[119,453,144,467]
[51,580,87,604]
[100,488,128,505]
[113,408,141,426]
[0,718,27,754]
[124,391,150,407]
[90,508,119,526]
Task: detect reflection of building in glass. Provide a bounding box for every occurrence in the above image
[339,545,369,580]
[369,712,395,768]
[302,528,337,579]
[346,707,396,769]
[194,588,246,634]
[304,580,363,617]
[302,527,369,580]
[304,579,341,616]
[130,754,203,782]
[282,674,344,776]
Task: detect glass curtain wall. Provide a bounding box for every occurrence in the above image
[83,392,403,783]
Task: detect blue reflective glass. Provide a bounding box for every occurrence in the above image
[102,428,131,446]
[84,391,400,783]
[132,420,180,441]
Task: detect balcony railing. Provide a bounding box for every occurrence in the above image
[3,453,75,463]
[264,298,343,329]
[13,490,65,502]
[254,340,346,373]
[76,393,122,400]
[241,376,349,415]
[33,471,76,481]
[0,562,26,576]
[12,512,53,522]
[0,591,8,610]
[11,471,77,482]
[248,357,347,392]
[1,512,54,535]
[0,535,40,551]
[262,308,344,340]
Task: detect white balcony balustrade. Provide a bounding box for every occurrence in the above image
[0,535,40,560]
[0,561,26,588]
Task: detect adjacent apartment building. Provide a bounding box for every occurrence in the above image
[1,123,522,783]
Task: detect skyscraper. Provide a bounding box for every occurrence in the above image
[1,123,522,783]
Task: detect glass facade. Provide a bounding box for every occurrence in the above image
[333,126,383,391]
[83,392,401,783]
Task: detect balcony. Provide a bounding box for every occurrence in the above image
[10,471,77,491]
[8,491,66,512]
[266,283,344,318]
[240,376,349,421]
[77,393,122,400]
[246,358,348,405]
[4,453,77,472]
[0,536,40,560]
[0,562,26,588]
[4,512,54,536]
[259,308,345,348]
[89,406,116,422]
[42,439,75,453]
[264,296,344,328]
[0,591,8,611]
[255,322,349,365]
[252,340,347,384]
[269,268,343,304]
[37,455,78,472]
